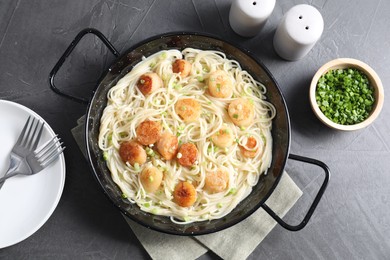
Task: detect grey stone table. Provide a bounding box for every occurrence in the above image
[0,0,389,259]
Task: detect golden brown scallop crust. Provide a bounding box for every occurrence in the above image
[173,181,197,207]
[239,136,258,158]
[172,59,192,77]
[119,140,147,165]
[136,120,162,145]
[137,72,162,95]
[156,132,179,160]
[175,98,201,122]
[204,169,229,194]
[177,143,198,167]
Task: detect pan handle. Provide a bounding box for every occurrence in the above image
[261,153,330,231]
[48,28,120,104]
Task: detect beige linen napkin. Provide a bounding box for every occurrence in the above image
[71,117,302,260]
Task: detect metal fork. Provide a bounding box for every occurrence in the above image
[0,116,44,189]
[0,135,65,185]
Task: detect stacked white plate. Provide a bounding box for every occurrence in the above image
[0,100,66,248]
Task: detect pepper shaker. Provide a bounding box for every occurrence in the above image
[229,0,276,37]
[273,4,324,61]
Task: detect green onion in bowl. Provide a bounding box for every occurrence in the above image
[310,58,384,131]
[315,68,375,125]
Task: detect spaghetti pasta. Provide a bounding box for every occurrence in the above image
[98,48,276,224]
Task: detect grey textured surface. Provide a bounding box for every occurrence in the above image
[0,0,389,259]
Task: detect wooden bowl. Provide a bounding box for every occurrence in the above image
[309,58,384,131]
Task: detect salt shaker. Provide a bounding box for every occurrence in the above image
[229,0,276,37]
[273,4,324,61]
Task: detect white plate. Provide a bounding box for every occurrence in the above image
[0,100,66,248]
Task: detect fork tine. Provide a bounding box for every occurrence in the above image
[40,146,65,168]
[15,116,31,146]
[37,138,63,163]
[25,118,44,150]
[35,136,65,167]
[35,135,59,157]
[31,120,45,150]
[21,117,35,147]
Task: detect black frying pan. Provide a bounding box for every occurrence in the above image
[50,28,330,235]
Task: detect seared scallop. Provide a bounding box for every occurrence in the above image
[119,140,147,166]
[211,125,234,148]
[137,72,163,95]
[204,168,229,194]
[140,166,163,193]
[172,59,192,77]
[177,143,198,167]
[239,136,258,158]
[175,98,201,123]
[208,70,233,98]
[173,181,197,207]
[136,120,162,145]
[228,98,254,127]
[156,132,179,160]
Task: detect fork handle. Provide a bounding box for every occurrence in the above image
[0,172,19,185]
[0,156,31,187]
[0,168,23,185]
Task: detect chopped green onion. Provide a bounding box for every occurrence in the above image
[228,188,237,195]
[154,99,161,105]
[144,202,151,208]
[134,163,140,171]
[103,151,109,161]
[121,193,128,199]
[217,203,223,208]
[178,124,185,131]
[173,83,182,90]
[315,68,374,125]
[146,147,155,156]
[160,52,167,59]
